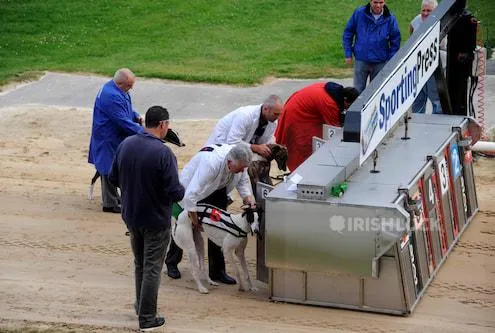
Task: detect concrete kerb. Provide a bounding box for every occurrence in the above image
[0,72,352,120]
[0,71,493,129]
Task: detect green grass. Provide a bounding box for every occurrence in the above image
[467,0,495,57]
[0,0,493,86]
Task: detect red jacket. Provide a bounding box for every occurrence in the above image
[275,82,344,171]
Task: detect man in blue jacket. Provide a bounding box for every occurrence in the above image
[109,105,185,331]
[342,0,401,93]
[88,68,144,213]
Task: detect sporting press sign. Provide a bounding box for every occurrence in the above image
[360,22,441,165]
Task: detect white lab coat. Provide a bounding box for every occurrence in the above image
[180,144,252,211]
[205,104,277,146]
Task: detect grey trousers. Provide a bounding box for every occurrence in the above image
[129,226,170,326]
[101,175,120,208]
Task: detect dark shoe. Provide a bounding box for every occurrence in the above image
[139,316,166,332]
[166,265,181,279]
[211,271,236,285]
[102,206,121,213]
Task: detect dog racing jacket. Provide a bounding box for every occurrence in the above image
[179,144,252,212]
[196,203,249,238]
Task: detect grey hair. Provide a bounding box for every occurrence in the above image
[226,142,253,166]
[263,94,283,109]
[113,68,135,85]
[422,0,438,8]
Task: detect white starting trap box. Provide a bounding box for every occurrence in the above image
[256,0,481,315]
[260,116,478,315]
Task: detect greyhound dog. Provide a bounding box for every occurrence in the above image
[172,203,261,294]
[247,143,288,199]
[88,128,185,200]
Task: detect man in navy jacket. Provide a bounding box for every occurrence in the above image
[343,0,401,93]
[109,105,185,331]
[88,68,144,213]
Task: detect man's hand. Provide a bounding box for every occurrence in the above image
[135,116,144,126]
[345,57,353,65]
[251,144,271,158]
[243,195,256,208]
[188,211,203,231]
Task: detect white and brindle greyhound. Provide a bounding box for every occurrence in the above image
[171,203,261,294]
[247,143,288,200]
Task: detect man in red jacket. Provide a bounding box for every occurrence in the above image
[275,82,359,171]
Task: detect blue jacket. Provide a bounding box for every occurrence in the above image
[109,132,185,230]
[343,4,401,64]
[88,80,143,175]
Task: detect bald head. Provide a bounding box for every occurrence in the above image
[113,68,136,92]
[262,94,284,122]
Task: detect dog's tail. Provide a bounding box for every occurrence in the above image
[88,170,100,200]
[91,171,100,185]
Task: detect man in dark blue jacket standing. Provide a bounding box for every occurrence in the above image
[342,0,401,93]
[89,68,144,213]
[109,105,185,332]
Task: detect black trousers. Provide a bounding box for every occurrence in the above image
[166,187,228,277]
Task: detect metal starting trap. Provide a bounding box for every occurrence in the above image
[256,0,483,315]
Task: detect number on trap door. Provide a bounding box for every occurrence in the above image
[438,158,449,195]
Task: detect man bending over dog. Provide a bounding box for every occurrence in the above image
[275,82,359,171]
[166,142,255,285]
[206,94,283,157]
[165,96,281,282]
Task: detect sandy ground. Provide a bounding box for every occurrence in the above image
[0,105,494,333]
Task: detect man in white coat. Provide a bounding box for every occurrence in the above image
[166,143,256,284]
[206,94,284,157]
[165,96,282,281]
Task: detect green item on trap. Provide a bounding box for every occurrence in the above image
[330,182,348,197]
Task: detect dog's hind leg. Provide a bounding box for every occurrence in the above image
[186,245,209,294]
[88,184,95,200]
[193,231,218,287]
[223,242,243,291]
[235,245,256,292]
[176,227,209,294]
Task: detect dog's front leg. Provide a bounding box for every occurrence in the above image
[235,244,256,292]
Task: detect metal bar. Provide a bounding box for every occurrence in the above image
[269,297,409,316]
[401,160,435,193]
